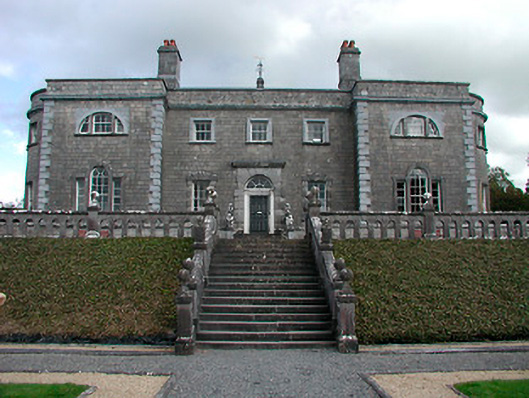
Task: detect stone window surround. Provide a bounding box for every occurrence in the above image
[74,108,129,136]
[189,118,215,143]
[303,118,330,145]
[28,121,39,146]
[389,112,444,139]
[79,165,124,212]
[246,118,272,143]
[476,124,487,150]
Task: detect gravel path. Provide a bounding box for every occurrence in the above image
[0,342,527,397]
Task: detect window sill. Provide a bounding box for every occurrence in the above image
[390,135,443,139]
[246,141,273,145]
[303,141,330,146]
[74,133,128,137]
[189,141,216,144]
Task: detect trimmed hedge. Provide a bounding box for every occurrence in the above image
[0,238,193,342]
[334,239,529,345]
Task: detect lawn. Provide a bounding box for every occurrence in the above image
[0,237,193,342]
[333,239,529,344]
[0,383,89,398]
[454,379,529,398]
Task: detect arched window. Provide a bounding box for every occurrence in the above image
[246,176,273,189]
[393,115,440,138]
[90,167,109,210]
[79,112,124,135]
[395,168,442,213]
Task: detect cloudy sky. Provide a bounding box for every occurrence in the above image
[1,0,528,204]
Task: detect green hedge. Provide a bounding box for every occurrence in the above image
[0,238,193,341]
[334,239,529,345]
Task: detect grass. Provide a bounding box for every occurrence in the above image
[454,379,529,398]
[333,239,529,345]
[0,383,90,398]
[0,238,193,341]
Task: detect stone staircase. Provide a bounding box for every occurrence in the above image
[196,236,335,349]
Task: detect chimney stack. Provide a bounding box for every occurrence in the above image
[157,39,182,89]
[337,40,361,91]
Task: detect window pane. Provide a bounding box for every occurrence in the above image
[93,113,113,133]
[79,116,90,134]
[90,167,109,210]
[193,180,209,211]
[306,121,325,142]
[396,180,406,212]
[112,178,122,211]
[251,121,268,141]
[432,181,441,212]
[409,174,427,213]
[194,120,212,141]
[76,178,85,211]
[246,176,273,189]
[404,116,425,137]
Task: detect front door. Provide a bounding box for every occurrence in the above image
[249,195,268,233]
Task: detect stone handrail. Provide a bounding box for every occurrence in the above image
[175,200,219,354]
[321,211,529,240]
[0,210,205,238]
[306,209,359,353]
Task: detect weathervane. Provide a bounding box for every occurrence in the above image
[255,56,265,89]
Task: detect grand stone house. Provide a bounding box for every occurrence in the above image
[24,40,489,234]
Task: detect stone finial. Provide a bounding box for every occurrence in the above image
[0,293,6,306]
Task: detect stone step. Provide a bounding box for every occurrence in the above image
[199,320,333,332]
[206,282,322,290]
[198,312,332,322]
[196,330,334,342]
[208,268,318,276]
[200,304,330,314]
[209,264,317,272]
[196,340,335,349]
[207,275,321,283]
[211,257,313,264]
[203,289,325,298]
[201,296,327,306]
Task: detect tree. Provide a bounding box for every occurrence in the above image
[489,166,529,211]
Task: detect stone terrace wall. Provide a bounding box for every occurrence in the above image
[0,211,203,238]
[322,212,529,240]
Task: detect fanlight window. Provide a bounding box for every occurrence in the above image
[79,112,124,135]
[393,115,440,138]
[246,176,273,189]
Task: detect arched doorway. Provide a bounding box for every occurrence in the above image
[244,175,274,234]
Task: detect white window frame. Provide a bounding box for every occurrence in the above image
[395,171,442,213]
[247,118,272,143]
[303,119,329,144]
[75,178,85,211]
[90,167,110,211]
[392,115,441,138]
[79,112,125,135]
[190,118,215,143]
[192,180,209,211]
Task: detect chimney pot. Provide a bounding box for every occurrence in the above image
[349,40,355,48]
[170,40,176,46]
[341,40,348,48]
[164,40,169,46]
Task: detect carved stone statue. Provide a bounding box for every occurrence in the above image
[205,185,217,205]
[88,191,100,210]
[306,185,320,206]
[284,203,294,231]
[225,203,235,230]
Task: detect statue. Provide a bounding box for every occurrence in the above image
[88,191,100,210]
[306,185,320,206]
[205,185,217,205]
[225,203,235,230]
[284,203,294,231]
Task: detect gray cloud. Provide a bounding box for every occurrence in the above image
[0,0,527,195]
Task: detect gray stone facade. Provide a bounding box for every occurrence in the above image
[23,40,490,234]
